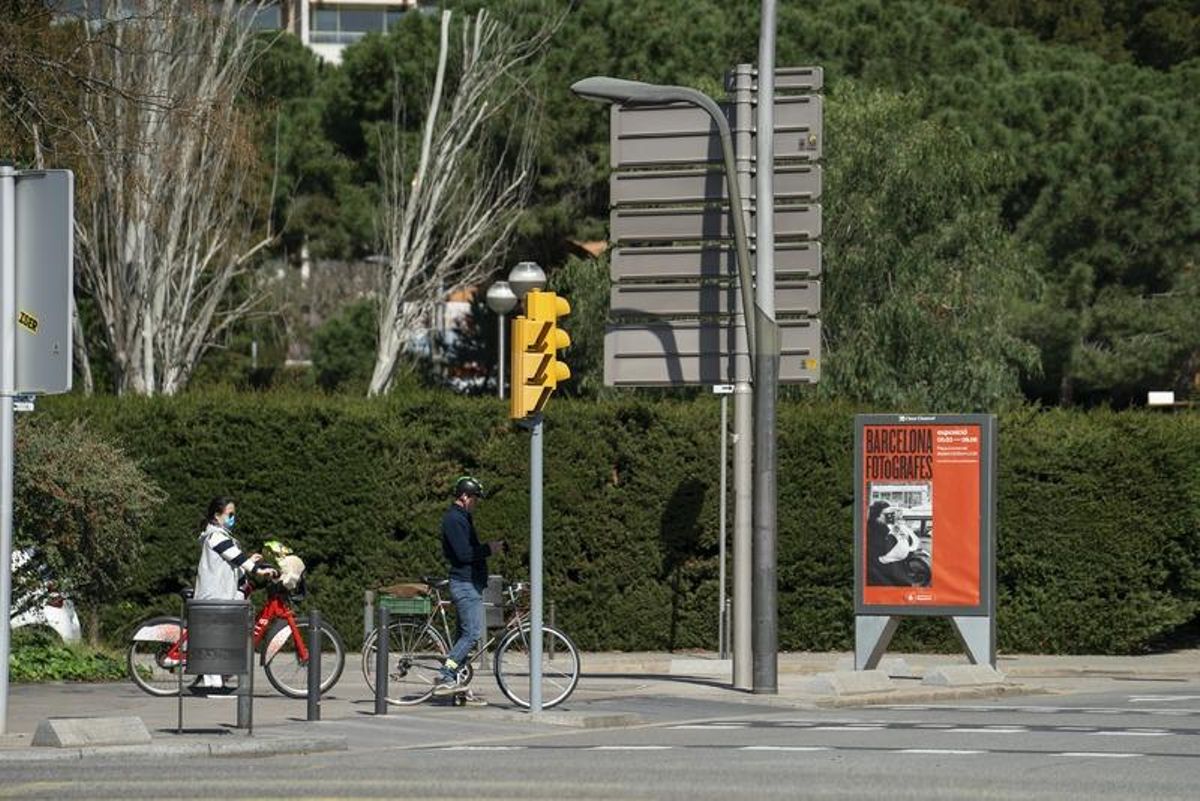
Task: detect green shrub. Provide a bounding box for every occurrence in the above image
[9,627,128,683]
[14,417,166,645]
[33,390,1200,655]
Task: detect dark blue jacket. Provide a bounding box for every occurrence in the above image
[441,502,488,588]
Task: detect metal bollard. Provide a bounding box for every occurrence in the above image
[374,605,390,715]
[176,594,185,735]
[548,600,556,660]
[722,598,732,659]
[237,603,253,734]
[307,609,322,721]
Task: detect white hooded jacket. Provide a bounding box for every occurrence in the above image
[195,523,254,600]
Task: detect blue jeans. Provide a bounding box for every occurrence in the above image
[446,578,484,669]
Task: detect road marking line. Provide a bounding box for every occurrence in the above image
[809,725,884,731]
[1129,695,1200,703]
[591,745,673,750]
[1057,752,1141,758]
[668,724,748,729]
[945,727,1027,734]
[442,746,526,751]
[741,746,829,752]
[1088,730,1171,737]
[899,749,984,755]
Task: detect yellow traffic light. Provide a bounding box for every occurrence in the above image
[509,290,571,420]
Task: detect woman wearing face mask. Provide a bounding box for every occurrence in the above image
[193,496,274,692]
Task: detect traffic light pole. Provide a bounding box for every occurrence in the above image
[527,413,544,715]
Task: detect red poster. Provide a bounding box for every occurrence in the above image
[860,424,981,608]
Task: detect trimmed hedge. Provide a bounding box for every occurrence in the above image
[36,391,1200,654]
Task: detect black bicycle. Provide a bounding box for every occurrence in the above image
[361,577,579,708]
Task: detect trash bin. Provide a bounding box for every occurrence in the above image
[185,599,251,676]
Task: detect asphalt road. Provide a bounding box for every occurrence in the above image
[2,682,1198,800]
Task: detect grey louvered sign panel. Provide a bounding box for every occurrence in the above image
[604,320,821,386]
[610,242,822,281]
[610,95,822,167]
[774,66,824,91]
[611,164,821,206]
[610,280,821,317]
[612,204,820,243]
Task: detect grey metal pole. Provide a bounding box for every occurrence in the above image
[529,416,544,714]
[753,0,780,694]
[730,68,755,692]
[732,382,753,689]
[717,390,729,659]
[0,163,16,735]
[307,609,321,721]
[237,604,253,732]
[177,596,185,735]
[374,606,389,715]
[498,313,506,400]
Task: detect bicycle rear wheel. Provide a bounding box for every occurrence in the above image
[127,616,186,697]
[362,621,448,705]
[493,625,580,709]
[262,619,346,698]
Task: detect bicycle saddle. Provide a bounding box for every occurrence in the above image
[423,576,450,589]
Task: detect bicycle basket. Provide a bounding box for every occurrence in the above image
[378,593,431,616]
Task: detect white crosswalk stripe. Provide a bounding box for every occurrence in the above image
[741,746,829,752]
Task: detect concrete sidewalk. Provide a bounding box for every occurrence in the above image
[1,649,1196,762]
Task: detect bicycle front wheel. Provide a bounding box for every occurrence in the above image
[127,616,186,697]
[262,620,346,698]
[362,621,448,705]
[493,625,580,709]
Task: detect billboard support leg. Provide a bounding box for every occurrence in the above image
[854,615,899,671]
[950,616,995,668]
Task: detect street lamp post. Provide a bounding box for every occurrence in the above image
[571,77,780,691]
[485,281,517,399]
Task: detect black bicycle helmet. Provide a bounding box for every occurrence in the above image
[453,475,485,499]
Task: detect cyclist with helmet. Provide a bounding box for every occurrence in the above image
[433,476,506,699]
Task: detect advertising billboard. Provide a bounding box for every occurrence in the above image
[854,414,996,617]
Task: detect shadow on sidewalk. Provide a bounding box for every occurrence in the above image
[580,672,734,690]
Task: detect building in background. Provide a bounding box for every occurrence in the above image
[257,0,438,64]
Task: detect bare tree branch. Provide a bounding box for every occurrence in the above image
[368,9,551,395]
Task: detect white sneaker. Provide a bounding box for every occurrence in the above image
[431,673,462,697]
[461,689,488,707]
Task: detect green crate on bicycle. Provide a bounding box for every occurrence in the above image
[378,594,432,616]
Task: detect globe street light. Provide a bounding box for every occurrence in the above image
[507,260,546,303]
[486,280,518,399]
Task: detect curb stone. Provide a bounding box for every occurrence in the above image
[0,734,347,764]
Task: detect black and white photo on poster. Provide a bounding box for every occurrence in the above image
[865,482,932,587]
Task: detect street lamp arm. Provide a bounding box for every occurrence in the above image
[569,76,757,367]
